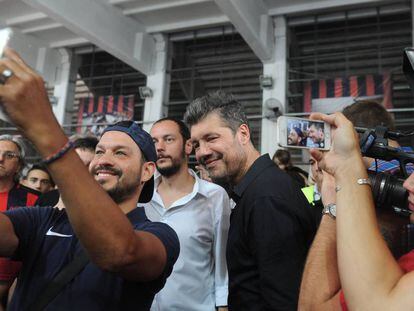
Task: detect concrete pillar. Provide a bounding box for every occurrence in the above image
[142,34,169,132]
[52,48,78,127]
[260,16,287,156]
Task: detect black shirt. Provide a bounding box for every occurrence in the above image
[5,206,180,310]
[228,155,317,310]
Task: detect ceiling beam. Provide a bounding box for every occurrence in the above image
[214,0,274,62]
[6,12,47,26]
[146,15,229,33]
[21,22,61,34]
[123,0,211,15]
[50,37,89,48]
[107,0,134,5]
[268,0,381,16]
[23,0,156,75]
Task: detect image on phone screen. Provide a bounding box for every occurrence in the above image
[287,119,326,149]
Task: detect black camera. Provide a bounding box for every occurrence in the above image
[357,125,413,216]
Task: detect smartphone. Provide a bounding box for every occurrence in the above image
[0,28,11,58]
[277,116,331,150]
[0,28,12,123]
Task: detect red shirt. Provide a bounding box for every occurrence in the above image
[0,183,39,281]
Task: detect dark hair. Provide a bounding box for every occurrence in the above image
[184,90,249,134]
[292,127,304,138]
[153,117,190,141]
[342,100,395,130]
[72,136,99,152]
[309,122,323,131]
[273,149,292,167]
[27,164,55,187]
[103,120,151,163]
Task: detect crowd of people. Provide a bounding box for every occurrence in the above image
[0,47,413,311]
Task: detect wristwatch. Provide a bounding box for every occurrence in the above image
[322,203,336,219]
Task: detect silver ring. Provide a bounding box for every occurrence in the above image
[0,69,13,84]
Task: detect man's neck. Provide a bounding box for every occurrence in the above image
[233,147,261,185]
[0,178,15,193]
[119,196,140,214]
[157,163,195,208]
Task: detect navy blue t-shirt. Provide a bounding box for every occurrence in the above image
[4,206,179,311]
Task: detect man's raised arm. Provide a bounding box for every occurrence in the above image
[0,48,176,282]
[299,173,341,311]
[309,112,414,310]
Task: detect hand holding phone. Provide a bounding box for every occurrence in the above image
[0,28,12,123]
[277,116,331,150]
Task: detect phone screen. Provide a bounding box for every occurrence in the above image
[0,28,11,58]
[286,118,327,149]
[0,28,12,123]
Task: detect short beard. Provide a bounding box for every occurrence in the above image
[210,173,231,188]
[107,181,140,204]
[157,149,186,178]
[157,163,181,177]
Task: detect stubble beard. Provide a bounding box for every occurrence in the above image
[157,149,186,178]
[106,178,141,204]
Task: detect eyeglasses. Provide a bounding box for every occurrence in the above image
[0,150,20,160]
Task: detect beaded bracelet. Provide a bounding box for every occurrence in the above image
[42,140,74,165]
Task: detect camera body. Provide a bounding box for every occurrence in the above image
[358,125,413,216]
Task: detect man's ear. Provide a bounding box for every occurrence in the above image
[141,161,156,184]
[184,138,193,156]
[237,124,251,145]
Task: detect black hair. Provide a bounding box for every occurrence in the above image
[73,136,98,152]
[27,164,55,187]
[153,117,190,141]
[273,149,292,168]
[184,90,250,134]
[342,100,395,130]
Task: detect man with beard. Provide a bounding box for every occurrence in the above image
[184,91,318,310]
[144,117,230,311]
[307,122,325,148]
[288,127,305,146]
[0,48,179,310]
[0,135,41,311]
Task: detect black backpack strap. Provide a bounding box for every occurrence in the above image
[30,250,89,311]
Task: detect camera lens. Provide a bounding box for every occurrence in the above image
[368,171,408,211]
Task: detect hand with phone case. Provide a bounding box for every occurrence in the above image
[0,47,63,154]
[308,112,363,177]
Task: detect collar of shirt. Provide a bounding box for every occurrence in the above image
[230,154,273,204]
[152,169,209,209]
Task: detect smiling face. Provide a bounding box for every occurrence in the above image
[190,112,248,185]
[0,140,21,182]
[150,120,191,177]
[308,124,324,143]
[89,131,151,204]
[288,129,301,145]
